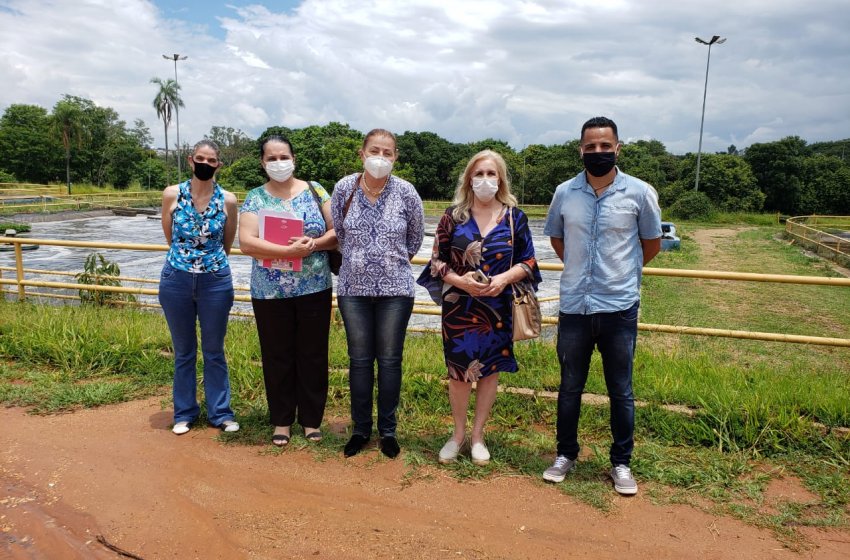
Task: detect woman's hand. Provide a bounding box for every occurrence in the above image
[479,272,510,297]
[459,271,490,297]
[288,236,316,257]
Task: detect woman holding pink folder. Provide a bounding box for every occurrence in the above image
[238,135,337,447]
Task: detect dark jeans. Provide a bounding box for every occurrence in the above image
[337,295,414,438]
[252,289,332,428]
[158,263,235,425]
[555,302,638,466]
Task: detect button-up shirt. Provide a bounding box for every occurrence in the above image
[331,173,425,297]
[544,168,662,314]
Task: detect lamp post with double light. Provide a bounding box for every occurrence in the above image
[163,53,187,180]
[694,35,725,192]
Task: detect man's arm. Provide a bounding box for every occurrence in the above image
[550,237,564,262]
[641,237,661,265]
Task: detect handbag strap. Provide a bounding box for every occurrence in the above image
[342,175,359,220]
[508,207,520,299]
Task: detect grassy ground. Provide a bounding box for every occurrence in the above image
[1,221,848,548]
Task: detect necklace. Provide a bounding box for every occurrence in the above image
[361,175,389,197]
[592,180,614,196]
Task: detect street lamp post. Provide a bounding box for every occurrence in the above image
[163,53,187,180]
[694,35,725,191]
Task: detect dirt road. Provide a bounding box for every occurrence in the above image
[3,397,848,559]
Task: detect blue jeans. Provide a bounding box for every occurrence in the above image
[555,302,638,466]
[337,296,414,438]
[158,262,235,426]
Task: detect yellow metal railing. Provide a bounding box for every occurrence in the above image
[1,236,849,347]
[785,215,850,265]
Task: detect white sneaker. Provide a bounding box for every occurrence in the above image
[610,464,638,495]
[172,421,190,435]
[438,439,462,464]
[470,442,490,466]
[221,420,240,433]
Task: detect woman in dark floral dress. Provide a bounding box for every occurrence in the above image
[418,150,541,465]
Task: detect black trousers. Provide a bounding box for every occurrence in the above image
[251,288,332,427]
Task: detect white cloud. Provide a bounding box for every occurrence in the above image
[0,0,848,156]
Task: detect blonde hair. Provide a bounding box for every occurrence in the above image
[451,150,517,223]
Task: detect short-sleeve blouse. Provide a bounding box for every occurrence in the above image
[240,182,333,299]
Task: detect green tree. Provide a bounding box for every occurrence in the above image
[206,126,256,167]
[151,77,184,184]
[134,153,168,190]
[0,104,59,183]
[515,141,583,204]
[217,155,266,191]
[50,97,89,194]
[744,136,809,213]
[676,154,764,212]
[799,155,850,215]
[129,119,153,149]
[396,131,464,200]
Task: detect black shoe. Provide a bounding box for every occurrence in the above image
[380,436,400,458]
[344,434,370,457]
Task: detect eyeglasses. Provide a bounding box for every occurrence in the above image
[193,156,219,166]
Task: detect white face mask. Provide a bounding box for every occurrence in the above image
[364,156,393,179]
[472,177,499,202]
[265,160,294,182]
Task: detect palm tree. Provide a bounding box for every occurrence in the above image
[50,98,88,195]
[150,77,184,185]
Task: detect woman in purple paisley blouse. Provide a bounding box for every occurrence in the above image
[331,129,425,459]
[417,150,541,466]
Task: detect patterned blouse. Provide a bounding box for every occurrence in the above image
[331,173,425,297]
[240,182,333,299]
[166,180,229,273]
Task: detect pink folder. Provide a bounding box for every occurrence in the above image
[258,210,304,271]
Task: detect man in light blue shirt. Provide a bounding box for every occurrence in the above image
[542,117,662,495]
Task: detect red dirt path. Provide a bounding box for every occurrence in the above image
[3,398,849,559]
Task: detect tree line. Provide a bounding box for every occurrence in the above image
[0,95,848,216]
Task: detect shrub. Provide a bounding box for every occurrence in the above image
[668,190,714,220]
[75,253,136,306]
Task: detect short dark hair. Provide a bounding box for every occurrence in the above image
[581,117,618,142]
[259,135,295,159]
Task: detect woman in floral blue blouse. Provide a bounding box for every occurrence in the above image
[238,136,337,447]
[331,129,425,459]
[159,140,239,436]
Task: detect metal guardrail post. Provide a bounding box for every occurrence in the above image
[14,242,25,300]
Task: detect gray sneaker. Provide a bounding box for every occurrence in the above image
[610,464,638,495]
[542,456,576,483]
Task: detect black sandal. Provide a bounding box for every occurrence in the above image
[272,434,290,447]
[305,430,322,442]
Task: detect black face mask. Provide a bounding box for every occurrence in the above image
[192,161,217,181]
[583,151,617,177]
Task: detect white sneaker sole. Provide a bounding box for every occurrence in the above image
[613,484,638,495]
[542,472,566,483]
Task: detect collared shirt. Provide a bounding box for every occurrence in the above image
[544,168,662,314]
[331,173,425,297]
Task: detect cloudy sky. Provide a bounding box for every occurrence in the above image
[1,0,848,154]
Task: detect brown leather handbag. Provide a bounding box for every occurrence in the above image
[508,208,541,341]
